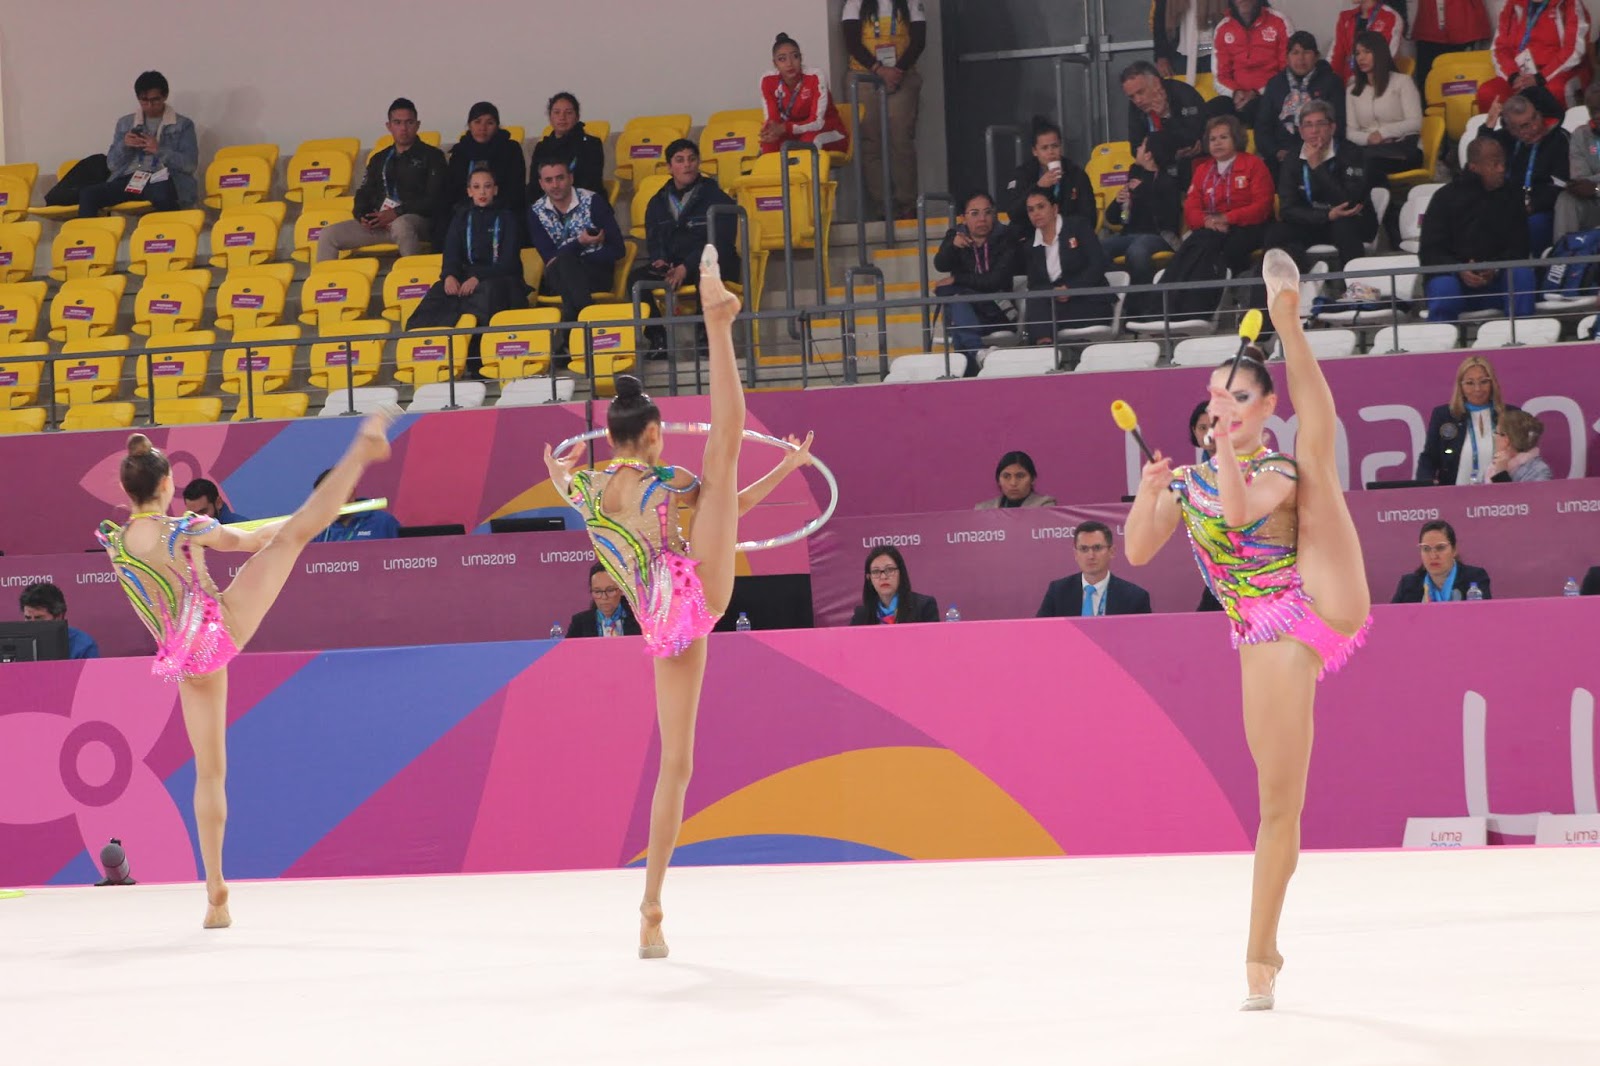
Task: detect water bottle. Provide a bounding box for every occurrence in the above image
[549,622,565,640]
[944,604,961,623]
[1564,577,1581,598]
[734,612,751,632]
[1465,583,1483,601]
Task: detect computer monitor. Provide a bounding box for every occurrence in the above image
[489,516,566,534]
[0,620,70,663]
[1365,479,1433,491]
[398,523,468,539]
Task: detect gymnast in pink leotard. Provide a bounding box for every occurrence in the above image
[101,418,393,929]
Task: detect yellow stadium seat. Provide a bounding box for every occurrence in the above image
[1191,72,1219,101]
[203,154,274,210]
[232,391,310,421]
[382,254,443,326]
[128,210,204,275]
[208,209,283,270]
[614,126,680,184]
[0,341,47,408]
[394,321,472,385]
[299,262,377,327]
[827,103,858,169]
[1425,50,1495,109]
[569,303,637,395]
[56,335,132,404]
[0,281,44,341]
[624,114,691,139]
[628,174,671,239]
[285,148,355,203]
[531,243,637,308]
[0,221,41,282]
[1386,114,1446,189]
[1084,141,1137,229]
[135,331,215,398]
[49,277,128,342]
[519,247,545,293]
[0,406,46,434]
[215,270,290,331]
[215,143,281,169]
[707,108,764,129]
[221,325,300,395]
[62,401,136,431]
[730,150,832,272]
[133,276,206,336]
[481,308,560,380]
[294,197,355,263]
[0,163,38,224]
[297,137,361,159]
[152,396,224,425]
[49,216,126,281]
[698,122,763,181]
[367,132,441,163]
[308,319,388,390]
[29,160,84,222]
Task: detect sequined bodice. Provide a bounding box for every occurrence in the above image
[1171,451,1300,625]
[97,512,224,649]
[567,461,697,616]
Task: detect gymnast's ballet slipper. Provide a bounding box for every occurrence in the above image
[639,900,669,960]
[1240,956,1282,1011]
[203,884,231,930]
[352,407,396,464]
[1262,248,1300,302]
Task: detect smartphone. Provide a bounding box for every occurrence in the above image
[956,223,969,238]
[585,226,601,237]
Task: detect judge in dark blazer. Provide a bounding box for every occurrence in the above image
[1022,188,1116,344]
[850,545,940,626]
[1037,521,1153,617]
[1416,355,1519,486]
[569,562,644,638]
[1391,520,1493,603]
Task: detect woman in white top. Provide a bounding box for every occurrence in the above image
[1344,30,1422,243]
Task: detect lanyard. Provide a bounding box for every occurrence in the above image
[466,214,501,264]
[776,81,800,122]
[1522,141,1538,192]
[1205,162,1230,213]
[974,240,990,274]
[870,9,900,39]
[1521,1,1550,52]
[1426,563,1459,603]
[1466,409,1491,478]
[1301,161,1315,204]
[383,152,397,201]
[666,182,697,220]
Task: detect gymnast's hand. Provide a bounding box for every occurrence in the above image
[543,439,586,487]
[781,431,815,468]
[1139,450,1173,495]
[1206,384,1241,449]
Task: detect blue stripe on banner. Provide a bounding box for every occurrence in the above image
[48,849,103,886]
[626,835,908,867]
[165,640,542,879]
[222,414,420,520]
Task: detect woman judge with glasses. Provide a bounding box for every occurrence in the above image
[850,545,940,624]
[568,562,644,637]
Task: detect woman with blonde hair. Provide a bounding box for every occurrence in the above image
[1489,409,1554,482]
[1416,355,1520,485]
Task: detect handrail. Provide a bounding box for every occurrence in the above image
[849,73,893,255]
[841,263,888,385]
[915,191,958,351]
[704,202,757,385]
[778,139,826,341]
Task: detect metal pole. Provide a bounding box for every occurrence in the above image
[341,341,356,415]
[45,354,59,431]
[875,82,894,248]
[984,126,1024,219]
[143,344,158,426]
[916,191,955,351]
[444,328,459,409]
[242,342,258,421]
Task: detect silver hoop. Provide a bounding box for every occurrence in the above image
[552,422,839,551]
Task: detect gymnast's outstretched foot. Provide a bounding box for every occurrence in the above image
[204,882,231,930]
[1241,953,1283,1011]
[352,407,396,464]
[639,900,668,959]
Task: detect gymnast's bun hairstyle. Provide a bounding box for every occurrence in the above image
[1218,345,1275,395]
[121,433,170,502]
[773,32,800,54]
[607,374,661,445]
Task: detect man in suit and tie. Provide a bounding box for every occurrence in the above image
[1036,520,1153,618]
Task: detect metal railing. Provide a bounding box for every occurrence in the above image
[848,73,893,255]
[773,140,827,340]
[914,191,958,350]
[983,125,1025,218]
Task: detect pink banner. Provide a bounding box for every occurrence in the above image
[808,479,1600,624]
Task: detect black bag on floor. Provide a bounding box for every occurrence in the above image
[43,155,110,207]
[1128,229,1227,321]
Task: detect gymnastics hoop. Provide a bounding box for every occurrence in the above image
[551,422,839,551]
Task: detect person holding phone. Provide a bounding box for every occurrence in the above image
[527,159,625,351]
[78,71,199,217]
[1264,100,1374,275]
[318,98,447,260]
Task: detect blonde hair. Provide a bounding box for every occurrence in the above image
[1498,409,1544,453]
[1448,355,1504,420]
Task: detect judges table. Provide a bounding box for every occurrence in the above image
[807,479,1600,625]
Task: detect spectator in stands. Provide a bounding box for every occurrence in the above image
[79,71,198,218]
[1190,399,1214,460]
[1477,0,1590,117]
[976,450,1057,509]
[1211,0,1294,124]
[1180,114,1275,279]
[311,471,400,542]
[1489,409,1554,482]
[1122,60,1210,188]
[850,545,939,625]
[1022,190,1115,343]
[19,582,99,659]
[1330,2,1406,86]
[182,478,246,524]
[1392,519,1493,602]
[318,98,447,261]
[1555,81,1600,241]
[1036,521,1153,618]
[1412,0,1492,91]
[1421,138,1536,324]
[529,93,607,203]
[1152,0,1224,78]
[1581,566,1600,595]
[527,160,626,351]
[569,562,642,638]
[841,0,928,220]
[1002,116,1096,247]
[438,102,527,249]
[1346,31,1424,244]
[1256,32,1346,165]
[1265,101,1375,271]
[1416,354,1520,485]
[1478,92,1571,254]
[407,169,525,363]
[1102,133,1183,289]
[933,191,1019,377]
[760,33,851,156]
[628,140,738,355]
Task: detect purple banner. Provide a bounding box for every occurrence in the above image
[807,480,1600,624]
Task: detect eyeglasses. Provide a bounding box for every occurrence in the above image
[1461,378,1493,388]
[1075,543,1110,553]
[136,94,166,104]
[1419,544,1454,555]
[591,587,622,597]
[1299,118,1331,129]
[868,567,900,578]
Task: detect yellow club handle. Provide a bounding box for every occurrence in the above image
[225,498,388,532]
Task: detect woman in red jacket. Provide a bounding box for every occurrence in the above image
[1182,113,1275,276]
[1330,1,1405,86]
[1412,0,1492,89]
[759,33,850,156]
[1476,0,1591,115]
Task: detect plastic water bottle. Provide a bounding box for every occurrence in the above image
[549,622,565,640]
[1564,577,1581,598]
[734,612,752,632]
[944,604,961,623]
[1465,583,1484,601]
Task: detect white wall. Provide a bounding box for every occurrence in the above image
[0,0,829,168]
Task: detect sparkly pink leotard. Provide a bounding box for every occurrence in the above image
[567,460,719,658]
[1171,450,1369,679]
[97,512,239,682]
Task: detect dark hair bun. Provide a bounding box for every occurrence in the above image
[613,374,646,402]
[1241,344,1269,365]
[774,32,798,49]
[127,433,153,456]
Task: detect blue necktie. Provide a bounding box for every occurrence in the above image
[1081,586,1097,617]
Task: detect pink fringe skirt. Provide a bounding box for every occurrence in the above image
[1232,587,1370,680]
[641,550,720,659]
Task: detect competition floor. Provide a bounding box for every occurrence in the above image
[4,847,1598,1065]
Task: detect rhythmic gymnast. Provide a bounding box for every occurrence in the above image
[97,411,395,928]
[543,246,813,958]
[1124,249,1372,1010]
